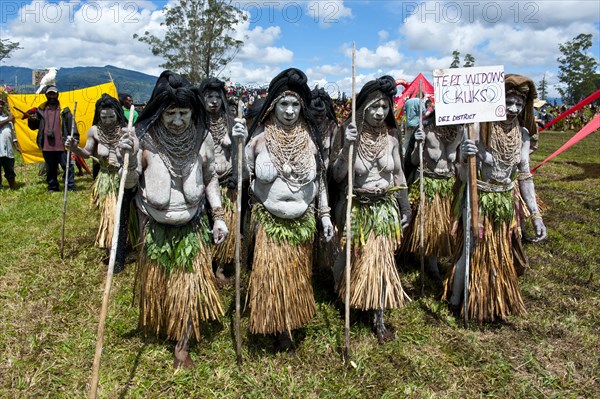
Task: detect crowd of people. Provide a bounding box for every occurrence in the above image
[3,69,555,368]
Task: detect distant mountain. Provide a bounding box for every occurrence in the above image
[0,65,158,103]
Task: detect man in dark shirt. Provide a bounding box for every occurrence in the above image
[27,86,78,192]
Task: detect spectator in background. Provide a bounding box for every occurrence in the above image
[423,98,434,121]
[0,98,20,189]
[403,92,426,155]
[119,93,138,125]
[27,85,78,192]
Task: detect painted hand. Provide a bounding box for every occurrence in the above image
[531,218,547,242]
[116,128,139,163]
[414,127,425,142]
[344,123,358,144]
[321,216,334,242]
[212,219,229,245]
[460,139,478,162]
[232,118,248,142]
[401,213,411,230]
[64,136,78,149]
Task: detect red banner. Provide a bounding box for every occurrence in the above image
[540,89,600,132]
[532,113,600,173]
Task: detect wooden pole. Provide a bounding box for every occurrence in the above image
[344,42,356,361]
[61,102,77,259]
[463,125,473,329]
[88,105,135,399]
[418,83,425,297]
[234,98,244,365]
[467,124,479,236]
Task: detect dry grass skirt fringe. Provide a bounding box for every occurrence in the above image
[94,191,117,249]
[136,240,224,341]
[92,170,119,249]
[212,187,238,265]
[247,223,315,335]
[443,214,527,322]
[402,190,453,257]
[338,231,410,311]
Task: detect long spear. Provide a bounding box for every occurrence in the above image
[418,83,425,297]
[344,42,357,361]
[61,102,77,259]
[89,105,135,399]
[234,98,244,364]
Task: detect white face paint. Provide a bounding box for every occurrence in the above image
[161,106,193,135]
[364,98,389,127]
[506,94,524,121]
[100,108,117,127]
[274,94,301,126]
[204,90,223,114]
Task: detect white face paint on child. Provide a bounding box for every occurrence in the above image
[161,106,193,135]
[100,108,117,128]
[274,94,301,126]
[364,99,389,127]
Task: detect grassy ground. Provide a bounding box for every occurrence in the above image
[0,129,598,398]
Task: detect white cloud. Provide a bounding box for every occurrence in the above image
[397,1,599,80]
[378,30,389,41]
[306,64,350,79]
[3,1,166,75]
[305,0,353,27]
[346,42,404,69]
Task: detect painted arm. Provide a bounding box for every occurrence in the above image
[518,128,546,242]
[232,117,249,182]
[202,134,228,244]
[116,128,140,189]
[410,126,425,165]
[67,126,97,158]
[317,169,334,242]
[331,123,357,183]
[392,137,411,229]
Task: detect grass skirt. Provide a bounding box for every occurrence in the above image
[402,175,454,257]
[338,196,410,310]
[212,186,237,265]
[247,205,316,334]
[443,189,527,322]
[137,222,223,341]
[92,169,119,249]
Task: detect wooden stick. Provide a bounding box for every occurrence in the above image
[344,42,356,361]
[463,125,472,329]
[418,83,425,297]
[467,124,479,236]
[61,102,77,259]
[89,105,135,399]
[234,98,244,365]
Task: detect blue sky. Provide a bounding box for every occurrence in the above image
[1,0,599,99]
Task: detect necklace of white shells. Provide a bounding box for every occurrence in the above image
[264,117,316,192]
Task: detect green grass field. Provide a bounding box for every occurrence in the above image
[0,129,598,398]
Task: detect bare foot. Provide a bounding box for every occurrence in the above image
[276,331,295,355]
[372,310,395,344]
[174,339,195,370]
[215,265,231,288]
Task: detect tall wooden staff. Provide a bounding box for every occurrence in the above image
[418,83,425,296]
[344,42,356,361]
[234,98,244,364]
[61,102,77,259]
[463,123,478,328]
[89,105,135,399]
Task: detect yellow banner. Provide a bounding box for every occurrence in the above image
[7,82,118,163]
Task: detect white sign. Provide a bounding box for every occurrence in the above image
[433,65,506,126]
